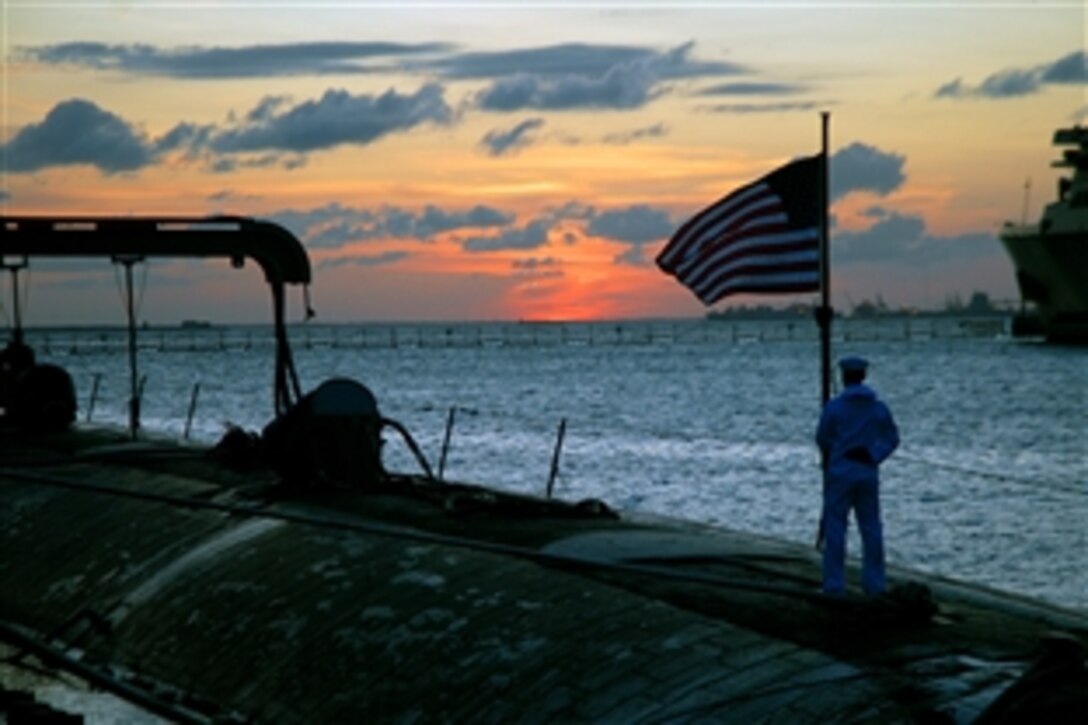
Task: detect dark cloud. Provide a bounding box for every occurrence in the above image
[451,201,674,260]
[432,43,652,79]
[270,202,514,249]
[480,118,546,156]
[701,101,823,114]
[471,42,741,112]
[376,204,514,241]
[209,158,236,174]
[461,219,551,252]
[0,190,11,202]
[586,204,674,267]
[614,245,649,266]
[245,95,293,123]
[652,42,747,80]
[835,211,924,263]
[210,85,453,153]
[975,70,1040,98]
[209,153,298,174]
[307,220,379,249]
[269,203,371,241]
[0,98,154,173]
[428,41,743,80]
[320,251,410,269]
[512,256,559,270]
[602,123,668,145]
[474,66,661,111]
[155,121,216,156]
[694,76,818,114]
[934,78,967,98]
[24,41,747,110]
[418,204,514,235]
[834,207,995,267]
[512,257,563,280]
[206,189,260,204]
[23,41,454,79]
[695,81,806,96]
[830,142,906,200]
[1042,51,1088,84]
[587,204,673,244]
[544,201,596,223]
[935,50,1085,99]
[378,207,419,238]
[3,86,453,174]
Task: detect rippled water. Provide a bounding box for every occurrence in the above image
[27,318,1088,611]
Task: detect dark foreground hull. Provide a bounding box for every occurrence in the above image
[2,428,1086,723]
[1000,229,1088,343]
[999,125,1088,345]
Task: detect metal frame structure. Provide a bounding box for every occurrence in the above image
[0,216,313,433]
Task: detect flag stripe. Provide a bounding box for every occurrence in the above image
[674,218,798,281]
[682,229,818,276]
[656,154,822,304]
[687,237,819,296]
[697,259,819,305]
[703,277,822,303]
[658,182,774,271]
[672,206,791,278]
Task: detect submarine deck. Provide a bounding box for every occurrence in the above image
[2,426,1086,723]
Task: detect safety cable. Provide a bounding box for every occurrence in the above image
[0,446,210,468]
[382,416,436,481]
[0,415,436,484]
[896,452,1084,497]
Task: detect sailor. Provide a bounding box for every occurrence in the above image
[815,355,900,596]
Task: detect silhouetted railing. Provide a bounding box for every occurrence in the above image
[22,316,1011,355]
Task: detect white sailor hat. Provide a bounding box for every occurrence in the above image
[838,355,869,372]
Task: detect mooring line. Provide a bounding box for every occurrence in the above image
[896,452,1084,497]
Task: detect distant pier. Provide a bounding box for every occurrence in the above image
[24,316,1012,356]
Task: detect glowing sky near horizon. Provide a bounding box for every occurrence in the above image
[1,1,1084,324]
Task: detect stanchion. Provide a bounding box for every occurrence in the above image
[546,418,567,499]
[438,406,456,481]
[86,373,102,422]
[183,382,201,440]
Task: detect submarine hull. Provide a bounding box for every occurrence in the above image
[2,429,1086,723]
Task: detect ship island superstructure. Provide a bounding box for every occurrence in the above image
[1001,126,1088,343]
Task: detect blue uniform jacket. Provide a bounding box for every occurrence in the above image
[816,383,899,483]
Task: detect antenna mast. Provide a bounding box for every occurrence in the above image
[1021,178,1032,226]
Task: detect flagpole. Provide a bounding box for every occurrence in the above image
[817,111,832,407]
[815,112,833,550]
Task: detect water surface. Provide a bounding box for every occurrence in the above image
[30,317,1087,611]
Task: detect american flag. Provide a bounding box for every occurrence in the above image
[656,154,822,305]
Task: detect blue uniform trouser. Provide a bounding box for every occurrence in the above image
[822,475,885,595]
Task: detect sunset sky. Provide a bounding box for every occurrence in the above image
[1,1,1084,325]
